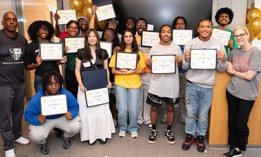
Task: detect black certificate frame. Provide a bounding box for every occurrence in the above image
[189,49,217,70]
[151,55,176,74]
[40,94,68,116]
[39,42,64,61]
[64,36,85,54]
[115,52,138,70]
[85,87,109,108]
[141,30,160,48]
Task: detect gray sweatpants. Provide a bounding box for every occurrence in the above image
[29,116,81,144]
[0,84,25,151]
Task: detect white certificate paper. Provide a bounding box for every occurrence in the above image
[64,37,85,53]
[172,30,193,45]
[116,52,138,69]
[212,28,231,46]
[57,10,76,25]
[40,95,68,116]
[100,41,113,58]
[40,43,63,61]
[96,4,116,21]
[85,88,109,107]
[141,31,160,47]
[151,55,176,74]
[190,49,217,69]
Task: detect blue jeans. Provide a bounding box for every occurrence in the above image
[34,75,43,93]
[115,85,141,133]
[185,82,213,137]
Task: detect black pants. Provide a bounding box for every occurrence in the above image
[226,90,254,151]
[0,84,25,150]
[65,68,78,98]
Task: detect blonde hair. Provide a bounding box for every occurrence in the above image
[234,26,250,36]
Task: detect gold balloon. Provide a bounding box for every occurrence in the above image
[247,8,261,22]
[256,32,261,40]
[70,0,84,14]
[249,17,261,36]
[246,24,256,41]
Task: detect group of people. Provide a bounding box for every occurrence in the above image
[0,6,261,157]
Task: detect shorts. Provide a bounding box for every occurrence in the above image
[146,93,179,107]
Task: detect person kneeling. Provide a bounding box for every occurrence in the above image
[24,71,80,155]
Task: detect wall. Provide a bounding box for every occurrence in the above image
[0,0,16,29]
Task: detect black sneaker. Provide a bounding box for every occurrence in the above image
[148,130,158,144]
[165,129,175,144]
[196,136,206,153]
[40,143,50,155]
[99,139,107,144]
[223,148,241,157]
[182,134,195,151]
[62,136,72,149]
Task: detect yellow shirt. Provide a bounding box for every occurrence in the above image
[109,49,146,89]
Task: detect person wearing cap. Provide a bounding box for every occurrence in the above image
[107,19,119,30]
[54,5,96,39]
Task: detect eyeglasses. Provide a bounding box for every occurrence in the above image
[234,33,246,38]
[68,27,78,30]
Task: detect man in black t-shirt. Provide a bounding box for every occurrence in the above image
[0,12,30,157]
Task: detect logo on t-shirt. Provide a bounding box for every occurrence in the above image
[9,48,23,60]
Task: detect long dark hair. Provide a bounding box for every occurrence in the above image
[172,16,187,29]
[27,20,54,41]
[82,29,104,60]
[120,29,138,52]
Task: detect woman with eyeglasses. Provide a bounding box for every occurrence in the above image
[223,26,261,157]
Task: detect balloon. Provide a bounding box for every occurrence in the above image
[256,32,261,40]
[246,24,256,41]
[249,17,261,36]
[247,8,261,22]
[70,0,84,13]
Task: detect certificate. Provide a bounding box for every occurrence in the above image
[56,10,76,25]
[212,28,231,46]
[172,30,193,45]
[151,55,176,74]
[141,31,160,47]
[40,43,63,61]
[85,88,109,107]
[40,94,68,116]
[190,49,217,69]
[116,52,138,70]
[100,41,113,58]
[64,37,85,53]
[96,4,116,21]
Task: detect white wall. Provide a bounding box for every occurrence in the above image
[212,0,248,30]
[0,0,16,29]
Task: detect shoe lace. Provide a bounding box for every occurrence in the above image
[151,130,158,137]
[197,136,205,145]
[40,143,49,154]
[185,134,194,142]
[62,136,71,149]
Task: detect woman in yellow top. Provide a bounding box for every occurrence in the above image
[109,29,146,138]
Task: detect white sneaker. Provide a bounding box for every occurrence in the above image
[131,132,138,138]
[5,149,15,157]
[15,136,30,145]
[119,131,126,137]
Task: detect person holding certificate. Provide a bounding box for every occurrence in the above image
[214,7,238,56]
[63,20,80,98]
[135,18,153,130]
[109,29,146,138]
[223,26,261,157]
[75,29,115,144]
[181,19,227,153]
[24,71,80,155]
[145,25,182,145]
[0,12,29,157]
[25,20,67,92]
[101,28,120,127]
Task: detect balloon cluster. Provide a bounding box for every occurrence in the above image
[69,0,107,30]
[246,8,261,41]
